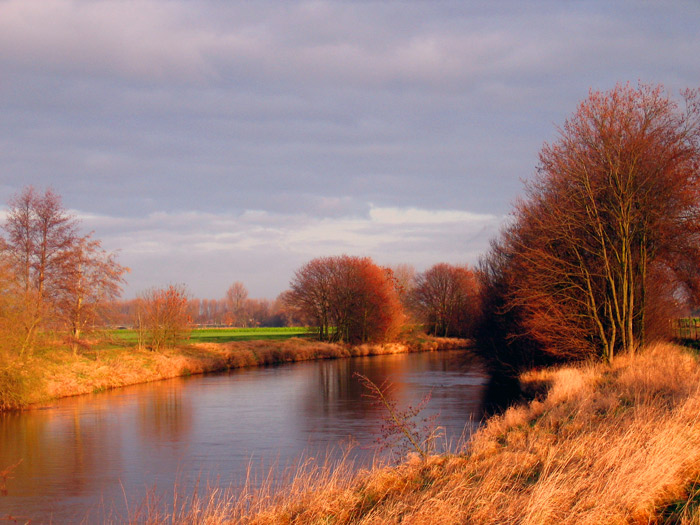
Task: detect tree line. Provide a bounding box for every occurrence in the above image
[0,186,481,355]
[3,83,698,374]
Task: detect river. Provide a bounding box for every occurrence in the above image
[0,349,488,523]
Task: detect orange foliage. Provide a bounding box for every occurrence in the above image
[135,284,192,351]
[285,255,404,343]
[412,263,479,338]
[478,83,700,364]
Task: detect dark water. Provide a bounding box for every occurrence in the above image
[0,350,487,523]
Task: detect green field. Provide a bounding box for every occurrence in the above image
[110,326,317,344]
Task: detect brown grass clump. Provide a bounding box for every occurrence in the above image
[182,342,700,524]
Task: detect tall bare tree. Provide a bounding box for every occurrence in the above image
[1,186,127,355]
[478,84,700,364]
[412,263,479,338]
[54,236,128,352]
[225,281,249,326]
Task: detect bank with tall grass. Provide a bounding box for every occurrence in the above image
[139,342,700,524]
[0,334,468,411]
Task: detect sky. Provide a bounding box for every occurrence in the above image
[1,1,699,299]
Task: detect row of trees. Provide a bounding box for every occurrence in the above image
[110,259,481,349]
[0,188,482,353]
[475,83,700,369]
[113,286,293,329]
[283,256,480,343]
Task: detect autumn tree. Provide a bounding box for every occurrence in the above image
[244,298,272,327]
[225,281,249,326]
[272,291,306,327]
[135,284,192,351]
[0,253,23,358]
[1,187,127,355]
[390,264,417,318]
[477,84,700,365]
[54,236,128,351]
[285,255,404,343]
[411,263,479,338]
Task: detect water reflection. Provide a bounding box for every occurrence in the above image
[137,383,191,443]
[301,351,487,457]
[0,350,487,523]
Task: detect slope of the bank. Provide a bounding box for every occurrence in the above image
[4,336,468,410]
[218,342,700,524]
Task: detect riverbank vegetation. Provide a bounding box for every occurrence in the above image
[0,334,467,411]
[5,83,700,522]
[0,187,482,411]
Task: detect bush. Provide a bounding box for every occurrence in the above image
[0,359,32,411]
[135,284,192,351]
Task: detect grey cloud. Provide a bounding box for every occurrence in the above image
[2,1,699,297]
[79,206,502,298]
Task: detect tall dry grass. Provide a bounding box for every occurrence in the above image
[149,342,700,524]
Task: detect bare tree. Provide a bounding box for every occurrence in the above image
[2,187,79,354]
[225,281,249,326]
[478,84,700,364]
[285,255,404,343]
[1,186,127,355]
[135,284,192,351]
[54,236,128,352]
[412,263,479,337]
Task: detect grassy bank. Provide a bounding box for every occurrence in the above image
[1,335,469,411]
[131,341,700,524]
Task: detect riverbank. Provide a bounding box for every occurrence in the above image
[1,335,469,411]
[148,341,700,524]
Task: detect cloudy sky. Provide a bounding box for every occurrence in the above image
[1,1,698,299]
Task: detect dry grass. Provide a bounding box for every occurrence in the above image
[150,342,700,524]
[5,335,468,409]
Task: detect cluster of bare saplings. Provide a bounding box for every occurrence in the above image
[475,83,700,372]
[0,185,482,360]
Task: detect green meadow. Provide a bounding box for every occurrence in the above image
[110,326,316,344]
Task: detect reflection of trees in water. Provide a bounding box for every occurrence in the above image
[0,379,194,510]
[0,401,118,500]
[137,383,192,444]
[302,352,488,446]
[312,355,411,418]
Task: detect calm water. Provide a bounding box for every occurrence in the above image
[0,350,487,523]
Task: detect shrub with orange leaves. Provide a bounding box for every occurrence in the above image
[135,284,192,351]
